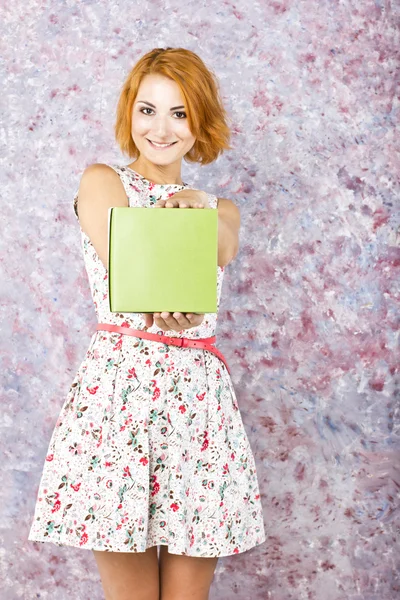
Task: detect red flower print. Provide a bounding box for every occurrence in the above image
[196,391,206,402]
[233,548,239,554]
[150,474,160,496]
[222,463,229,475]
[179,405,186,413]
[79,532,88,546]
[123,466,132,478]
[86,385,99,395]
[114,338,123,351]
[127,367,137,379]
[124,416,133,427]
[51,499,61,513]
[70,482,81,492]
[170,503,179,512]
[113,333,123,350]
[153,387,160,400]
[121,321,131,328]
[45,454,54,462]
[139,457,148,466]
[201,439,209,451]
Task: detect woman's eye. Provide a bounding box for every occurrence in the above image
[140,108,186,118]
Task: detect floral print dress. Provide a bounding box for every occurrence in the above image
[28,164,267,557]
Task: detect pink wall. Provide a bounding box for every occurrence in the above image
[2,0,399,598]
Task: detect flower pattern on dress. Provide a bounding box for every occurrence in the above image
[28,164,266,557]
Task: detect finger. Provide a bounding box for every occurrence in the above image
[172,312,191,328]
[154,312,204,331]
[160,312,187,331]
[154,312,185,332]
[153,313,170,331]
[142,313,154,328]
[186,313,204,326]
[167,199,189,208]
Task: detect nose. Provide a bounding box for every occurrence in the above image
[151,115,171,138]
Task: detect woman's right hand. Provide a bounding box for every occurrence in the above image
[142,312,205,332]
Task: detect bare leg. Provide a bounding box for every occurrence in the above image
[159,545,218,600]
[92,546,159,600]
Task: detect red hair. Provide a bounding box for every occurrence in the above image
[114,47,232,165]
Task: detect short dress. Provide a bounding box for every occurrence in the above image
[28,164,267,557]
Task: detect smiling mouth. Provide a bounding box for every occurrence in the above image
[147,139,178,148]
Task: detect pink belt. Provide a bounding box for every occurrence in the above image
[96,322,231,375]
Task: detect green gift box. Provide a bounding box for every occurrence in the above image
[108,207,218,313]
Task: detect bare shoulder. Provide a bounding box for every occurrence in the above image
[217,197,241,230]
[75,163,129,226]
[80,163,124,189]
[77,163,128,208]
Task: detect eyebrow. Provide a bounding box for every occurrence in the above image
[136,100,185,110]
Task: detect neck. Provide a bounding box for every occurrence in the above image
[129,159,184,185]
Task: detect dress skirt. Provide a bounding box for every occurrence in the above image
[28,326,266,557]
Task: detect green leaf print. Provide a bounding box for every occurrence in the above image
[89,455,101,471]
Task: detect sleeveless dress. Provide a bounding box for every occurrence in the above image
[28,164,267,557]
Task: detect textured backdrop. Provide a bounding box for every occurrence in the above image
[1,1,399,599]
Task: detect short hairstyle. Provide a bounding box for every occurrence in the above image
[114,47,232,165]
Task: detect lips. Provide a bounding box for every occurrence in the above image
[147,139,177,149]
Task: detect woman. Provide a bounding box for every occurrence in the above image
[28,47,266,600]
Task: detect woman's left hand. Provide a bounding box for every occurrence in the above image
[142,311,205,332]
[142,188,210,331]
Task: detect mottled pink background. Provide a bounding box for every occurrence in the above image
[2,1,399,599]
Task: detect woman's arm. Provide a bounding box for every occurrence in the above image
[217,198,241,267]
[75,164,129,270]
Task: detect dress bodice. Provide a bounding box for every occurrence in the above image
[73,163,225,339]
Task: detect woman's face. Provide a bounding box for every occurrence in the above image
[131,74,196,166]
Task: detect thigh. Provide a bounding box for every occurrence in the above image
[159,545,218,600]
[92,546,159,600]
